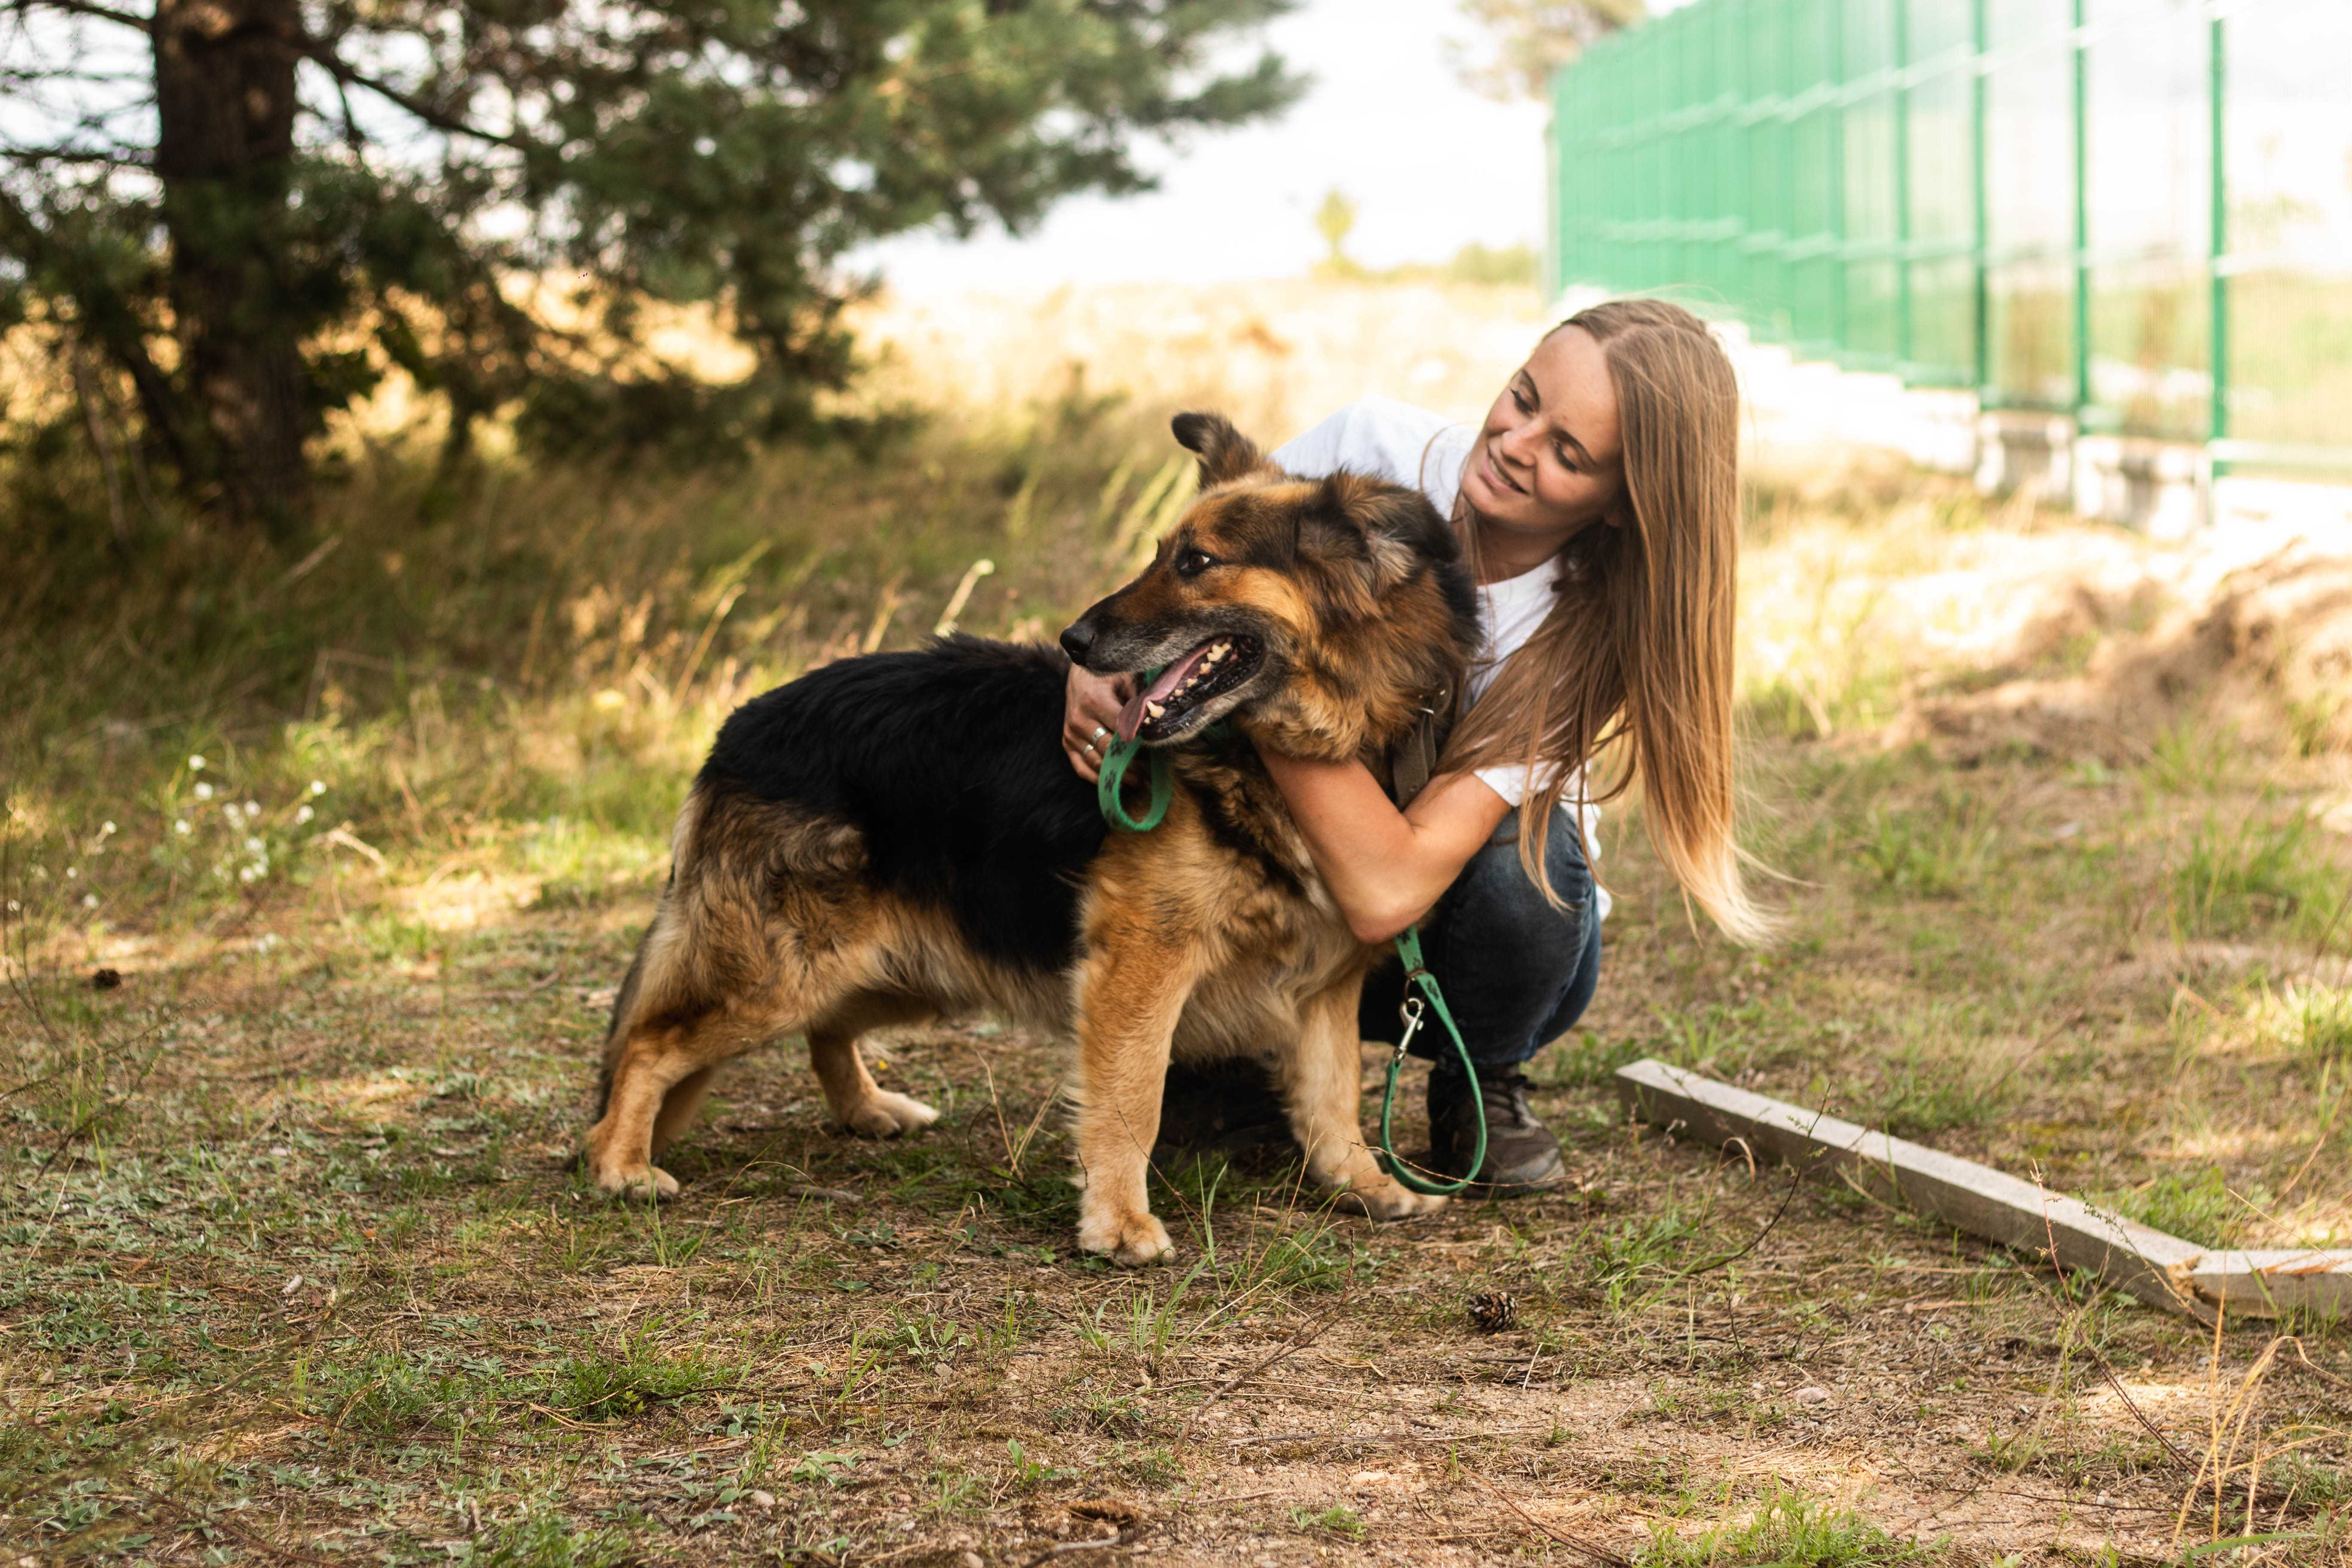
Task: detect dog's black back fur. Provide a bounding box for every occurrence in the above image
[700,637,1104,974]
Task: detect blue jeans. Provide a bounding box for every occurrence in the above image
[1357,805,1604,1075]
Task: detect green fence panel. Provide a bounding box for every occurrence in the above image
[2217,0,2352,469]
[1544,0,2352,473]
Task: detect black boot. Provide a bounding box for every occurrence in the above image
[1426,1066,1564,1193]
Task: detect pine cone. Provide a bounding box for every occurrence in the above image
[1466,1290,1517,1333]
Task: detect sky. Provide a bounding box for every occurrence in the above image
[856,0,1556,292]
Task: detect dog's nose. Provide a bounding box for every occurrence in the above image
[1058,619,1096,666]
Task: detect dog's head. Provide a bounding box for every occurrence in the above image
[1059,413,1479,763]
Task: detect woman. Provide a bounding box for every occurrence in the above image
[1062,298,1770,1191]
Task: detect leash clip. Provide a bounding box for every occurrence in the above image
[1393,995,1425,1063]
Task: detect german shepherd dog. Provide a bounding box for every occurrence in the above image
[582,413,1479,1264]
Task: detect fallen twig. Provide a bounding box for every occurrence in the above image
[1182,1302,1343,1432]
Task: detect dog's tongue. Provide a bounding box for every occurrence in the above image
[1113,645,1212,743]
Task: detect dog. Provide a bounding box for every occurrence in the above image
[582,412,1480,1264]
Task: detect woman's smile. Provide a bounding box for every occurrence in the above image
[1478,443,1525,496]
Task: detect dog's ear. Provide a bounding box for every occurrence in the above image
[1171,412,1272,490]
[1309,472,1457,592]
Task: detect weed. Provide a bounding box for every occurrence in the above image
[551,1329,740,1418]
[2265,1452,2351,1509]
[788,1451,860,1486]
[2106,1165,2240,1249]
[1859,794,1999,897]
[1289,1503,1365,1538]
[2146,720,2231,795]
[1588,1210,1704,1309]
[1124,1446,1186,1487]
[1636,1490,1946,1565]
[1004,1438,1072,1491]
[2295,986,2352,1064]
[928,1465,988,1516]
[2171,813,2345,942]
[315,1349,474,1435]
[454,1509,632,1568]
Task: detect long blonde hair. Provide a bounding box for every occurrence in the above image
[1438,298,1772,945]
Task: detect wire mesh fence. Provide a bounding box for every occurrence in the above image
[1547,0,2352,475]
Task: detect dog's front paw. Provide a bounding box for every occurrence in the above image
[1079,1208,1176,1267]
[1332,1178,1447,1222]
[591,1162,680,1203]
[841,1091,940,1138]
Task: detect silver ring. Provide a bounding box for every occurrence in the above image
[1081,738,1101,757]
[1089,725,1109,745]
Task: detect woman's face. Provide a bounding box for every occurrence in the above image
[1459,325,1625,539]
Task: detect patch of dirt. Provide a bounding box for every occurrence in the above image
[1905,539,2352,764]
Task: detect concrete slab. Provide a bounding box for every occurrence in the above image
[1614,1058,2350,1321]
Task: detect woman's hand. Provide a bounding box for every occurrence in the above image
[1063,665,1134,781]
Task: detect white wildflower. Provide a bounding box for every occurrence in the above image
[174,820,191,836]
[65,867,77,879]
[100,821,116,836]
[308,780,326,796]
[244,801,261,818]
[295,805,315,825]
[193,782,214,800]
[82,894,98,909]
[189,755,207,771]
[244,836,265,853]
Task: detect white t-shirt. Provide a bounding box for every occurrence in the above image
[1271,398,1605,913]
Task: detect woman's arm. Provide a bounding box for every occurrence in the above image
[1257,751,1513,944]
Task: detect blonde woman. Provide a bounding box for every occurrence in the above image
[1064,298,1768,1191]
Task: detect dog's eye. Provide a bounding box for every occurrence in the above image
[1173,547,1218,579]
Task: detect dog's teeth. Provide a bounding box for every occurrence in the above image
[1204,647,1225,665]
[1146,701,1165,718]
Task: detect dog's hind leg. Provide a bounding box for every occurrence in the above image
[1282,980,1446,1222]
[808,995,941,1138]
[588,1013,729,1200]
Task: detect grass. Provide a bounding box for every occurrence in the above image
[1636,1491,1946,1565]
[2,276,2350,1563]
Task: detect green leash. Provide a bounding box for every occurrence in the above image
[1373,926,1485,1196]
[1096,732,1173,833]
[1091,725,1488,1196]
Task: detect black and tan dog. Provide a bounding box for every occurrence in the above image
[582,413,1479,1264]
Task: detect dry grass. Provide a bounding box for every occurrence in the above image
[3,279,2350,1565]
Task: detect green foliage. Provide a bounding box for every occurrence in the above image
[1313,188,1359,273]
[2108,1164,2239,1250]
[1289,1503,1365,1537]
[1451,0,1646,101]
[315,1351,476,1436]
[1635,1491,1945,1565]
[2171,813,2344,942]
[3,0,1304,518]
[454,1510,632,1568]
[2297,986,2352,1065]
[1858,793,2000,897]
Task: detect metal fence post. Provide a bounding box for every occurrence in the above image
[1971,0,1990,401]
[1894,0,1913,373]
[1829,0,1849,358]
[2208,6,2229,456]
[2071,0,2092,420]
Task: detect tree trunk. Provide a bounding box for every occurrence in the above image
[153,0,310,536]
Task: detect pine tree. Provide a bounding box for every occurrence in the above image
[2,0,1302,537]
